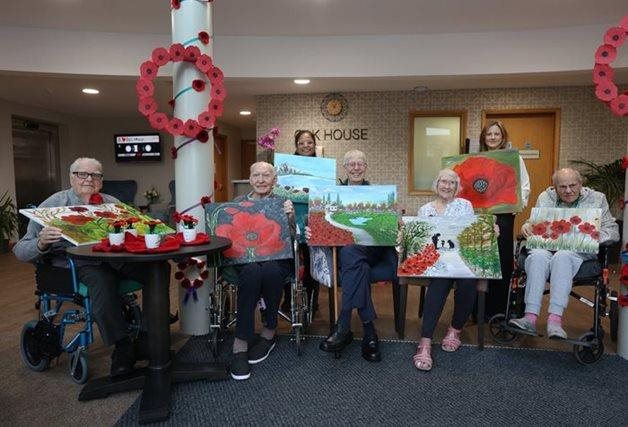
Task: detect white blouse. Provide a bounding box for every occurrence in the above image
[418,197,474,217]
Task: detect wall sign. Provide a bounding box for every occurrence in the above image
[299,128,369,142]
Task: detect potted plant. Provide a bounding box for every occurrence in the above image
[0,191,19,253]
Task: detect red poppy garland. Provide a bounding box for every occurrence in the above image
[175,257,210,304]
[593,16,628,116]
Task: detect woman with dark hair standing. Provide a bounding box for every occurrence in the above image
[479,120,530,320]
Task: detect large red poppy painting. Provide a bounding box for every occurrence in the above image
[442,150,522,214]
[526,207,602,254]
[205,199,292,265]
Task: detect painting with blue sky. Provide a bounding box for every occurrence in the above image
[273,153,336,204]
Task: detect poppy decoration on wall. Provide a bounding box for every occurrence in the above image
[205,199,293,265]
[592,16,628,116]
[442,150,523,214]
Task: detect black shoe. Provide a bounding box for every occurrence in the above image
[319,330,353,353]
[248,337,277,364]
[230,352,250,380]
[110,338,136,377]
[361,334,381,362]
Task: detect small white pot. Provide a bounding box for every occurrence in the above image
[145,233,161,249]
[108,232,125,246]
[183,228,198,243]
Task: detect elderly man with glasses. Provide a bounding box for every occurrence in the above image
[13,157,167,377]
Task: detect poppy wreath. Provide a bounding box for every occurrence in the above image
[175,257,209,304]
[136,43,226,144]
[593,16,628,116]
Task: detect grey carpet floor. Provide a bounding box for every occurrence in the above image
[117,335,626,426]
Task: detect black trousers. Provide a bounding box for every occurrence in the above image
[421,278,476,339]
[485,213,515,318]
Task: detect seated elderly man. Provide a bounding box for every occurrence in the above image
[228,161,295,381]
[509,168,619,339]
[13,157,168,377]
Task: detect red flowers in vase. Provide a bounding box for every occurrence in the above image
[112,220,127,233]
[178,214,198,230]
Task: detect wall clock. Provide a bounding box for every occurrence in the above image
[321,93,348,122]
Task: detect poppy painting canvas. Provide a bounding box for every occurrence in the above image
[442,150,522,214]
[19,203,175,246]
[205,199,293,265]
[398,214,501,279]
[525,207,602,254]
[308,185,399,246]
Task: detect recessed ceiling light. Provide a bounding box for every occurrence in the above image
[239,110,252,116]
[294,79,310,85]
[82,88,99,95]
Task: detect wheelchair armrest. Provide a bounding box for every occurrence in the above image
[597,240,614,267]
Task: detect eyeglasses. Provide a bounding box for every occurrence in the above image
[73,171,104,180]
[345,161,366,169]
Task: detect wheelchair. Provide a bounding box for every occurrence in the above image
[207,234,311,356]
[488,238,617,365]
[20,257,142,384]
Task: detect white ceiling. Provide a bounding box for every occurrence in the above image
[0,1,626,130]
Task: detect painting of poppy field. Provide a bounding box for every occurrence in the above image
[307,185,398,246]
[525,207,602,254]
[19,203,175,246]
[398,214,501,279]
[205,199,293,265]
[442,150,522,214]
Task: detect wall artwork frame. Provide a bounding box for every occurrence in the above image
[408,111,466,195]
[205,198,293,265]
[525,207,602,254]
[308,185,398,246]
[442,149,523,214]
[19,203,175,246]
[398,214,501,279]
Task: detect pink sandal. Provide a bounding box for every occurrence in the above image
[441,327,462,352]
[412,345,432,371]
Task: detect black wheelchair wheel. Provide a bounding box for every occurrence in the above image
[609,291,618,343]
[573,331,604,365]
[488,314,518,344]
[20,320,50,372]
[69,350,89,384]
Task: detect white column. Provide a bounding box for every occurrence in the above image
[172,2,214,335]
[618,137,628,359]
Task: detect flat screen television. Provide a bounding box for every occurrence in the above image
[114,133,161,162]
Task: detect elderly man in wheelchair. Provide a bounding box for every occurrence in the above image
[508,168,619,340]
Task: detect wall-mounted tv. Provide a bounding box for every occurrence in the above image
[114,133,162,162]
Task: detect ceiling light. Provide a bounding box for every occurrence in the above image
[294,79,310,85]
[82,88,99,95]
[413,85,428,93]
[239,110,252,116]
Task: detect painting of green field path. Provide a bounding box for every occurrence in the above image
[525,207,602,254]
[19,203,175,246]
[398,214,501,279]
[308,185,398,246]
[273,153,336,204]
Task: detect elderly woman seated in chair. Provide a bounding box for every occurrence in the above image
[509,168,619,339]
[228,161,295,381]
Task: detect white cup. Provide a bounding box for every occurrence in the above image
[109,232,125,246]
[145,233,161,249]
[183,228,198,243]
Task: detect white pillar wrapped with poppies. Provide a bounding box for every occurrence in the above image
[618,148,628,360]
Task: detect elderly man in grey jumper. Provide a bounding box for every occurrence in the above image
[509,168,619,339]
[13,157,166,376]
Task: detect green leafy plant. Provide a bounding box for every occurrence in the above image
[0,191,19,251]
[571,158,625,216]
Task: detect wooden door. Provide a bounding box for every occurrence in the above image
[483,110,560,236]
[214,134,228,202]
[240,139,257,179]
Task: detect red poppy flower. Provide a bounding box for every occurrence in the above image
[591,231,600,240]
[531,223,547,236]
[149,112,169,130]
[197,130,209,142]
[610,94,628,117]
[171,0,180,9]
[140,60,158,80]
[211,84,227,101]
[208,99,224,117]
[594,44,617,64]
[169,43,185,62]
[188,257,198,265]
[174,271,184,280]
[192,79,206,92]
[151,47,170,66]
[181,278,191,288]
[200,270,209,279]
[549,232,560,240]
[453,156,518,209]
[138,97,158,116]
[168,99,176,109]
[167,117,185,135]
[197,111,216,128]
[604,27,626,47]
[207,66,224,85]
[569,215,582,225]
[183,119,202,138]
[216,211,285,259]
[201,195,212,205]
[578,222,596,234]
[595,80,618,102]
[196,54,213,72]
[177,261,187,270]
[193,279,204,288]
[197,261,206,269]
[69,206,89,212]
[184,46,201,62]
[61,215,94,226]
[135,78,155,97]
[550,219,572,235]
[592,64,614,84]
[170,146,178,159]
[198,31,210,44]
[94,211,117,218]
[621,156,628,170]
[89,193,104,205]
